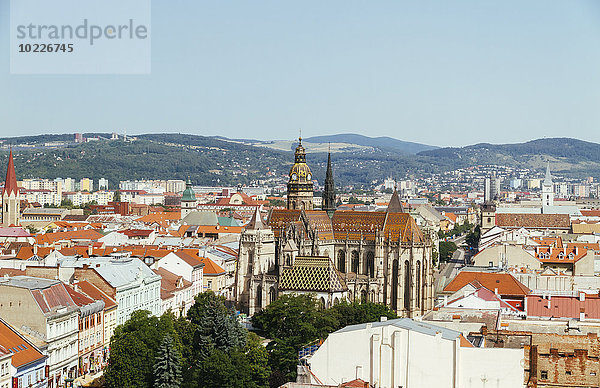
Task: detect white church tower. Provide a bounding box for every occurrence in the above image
[541,162,554,213]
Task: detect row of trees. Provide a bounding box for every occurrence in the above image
[104,292,397,388]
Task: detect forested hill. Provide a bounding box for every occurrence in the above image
[1,134,600,188]
[417,138,600,175]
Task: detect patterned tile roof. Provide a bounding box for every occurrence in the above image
[304,211,334,240]
[331,211,386,240]
[279,256,347,292]
[268,209,302,238]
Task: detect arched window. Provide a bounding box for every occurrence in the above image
[404,260,411,311]
[269,287,277,304]
[286,254,292,266]
[415,261,421,309]
[351,251,359,273]
[337,251,346,273]
[391,260,399,311]
[366,252,375,278]
[247,252,254,273]
[256,284,262,309]
[360,290,367,304]
[319,297,326,310]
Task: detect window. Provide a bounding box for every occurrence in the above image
[540,371,548,380]
[566,371,572,375]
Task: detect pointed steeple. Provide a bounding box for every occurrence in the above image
[322,146,336,216]
[3,149,18,197]
[247,206,266,230]
[543,161,552,186]
[387,187,404,213]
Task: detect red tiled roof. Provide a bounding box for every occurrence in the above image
[0,318,45,368]
[173,251,204,268]
[527,293,600,320]
[580,210,600,217]
[0,227,31,238]
[495,213,570,229]
[532,245,587,263]
[443,272,530,297]
[77,280,117,309]
[198,256,225,275]
[35,230,104,245]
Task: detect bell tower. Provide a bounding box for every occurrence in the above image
[287,137,314,210]
[2,150,20,226]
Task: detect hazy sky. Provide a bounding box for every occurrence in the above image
[1,1,600,147]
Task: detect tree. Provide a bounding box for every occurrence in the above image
[439,241,458,262]
[324,300,397,330]
[466,225,481,250]
[154,335,182,388]
[113,189,122,202]
[104,311,178,388]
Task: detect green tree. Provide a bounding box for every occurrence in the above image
[105,311,178,388]
[113,189,122,202]
[466,225,481,250]
[324,301,397,330]
[439,241,458,262]
[154,334,182,388]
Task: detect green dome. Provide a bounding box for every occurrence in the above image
[181,179,196,202]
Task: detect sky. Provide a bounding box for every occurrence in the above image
[1,0,600,147]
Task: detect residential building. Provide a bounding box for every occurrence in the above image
[65,285,105,375]
[0,276,79,387]
[154,267,194,317]
[154,251,205,297]
[0,317,47,388]
[76,281,117,350]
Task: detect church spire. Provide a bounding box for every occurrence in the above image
[3,149,18,197]
[387,186,404,213]
[322,146,336,217]
[543,161,552,186]
[247,206,266,230]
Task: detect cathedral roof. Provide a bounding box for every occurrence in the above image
[268,209,302,237]
[279,256,347,292]
[331,211,387,241]
[304,211,334,240]
[269,209,425,243]
[3,150,18,197]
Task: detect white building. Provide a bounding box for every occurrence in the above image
[154,251,205,298]
[301,318,525,388]
[0,277,79,387]
[98,178,109,191]
[58,255,162,325]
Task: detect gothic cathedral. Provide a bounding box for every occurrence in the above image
[234,138,434,317]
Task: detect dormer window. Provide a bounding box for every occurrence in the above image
[558,252,564,260]
[568,253,574,260]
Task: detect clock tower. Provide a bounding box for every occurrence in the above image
[287,137,313,210]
